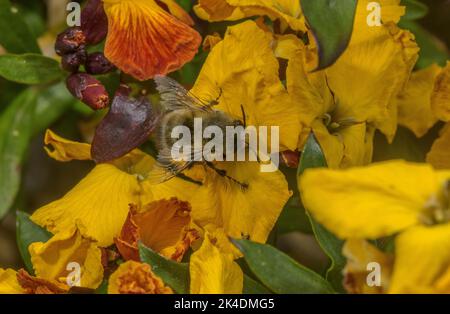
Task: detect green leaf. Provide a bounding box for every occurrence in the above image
[233,239,335,294]
[0,54,63,85]
[0,89,37,219]
[277,196,312,234]
[0,0,41,54]
[401,0,428,21]
[32,82,76,135]
[95,280,109,294]
[175,0,194,12]
[139,242,190,294]
[301,0,357,70]
[298,133,346,292]
[243,275,272,294]
[16,211,52,274]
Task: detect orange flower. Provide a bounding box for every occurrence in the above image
[108,261,173,294]
[115,198,199,262]
[103,0,202,81]
[16,269,69,294]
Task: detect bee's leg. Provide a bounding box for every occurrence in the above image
[204,161,249,190]
[205,88,223,108]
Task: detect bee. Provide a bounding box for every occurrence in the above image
[150,75,249,188]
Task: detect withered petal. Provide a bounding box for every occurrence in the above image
[91,94,161,163]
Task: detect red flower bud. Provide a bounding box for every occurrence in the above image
[85,52,116,75]
[61,49,87,72]
[66,73,109,110]
[81,0,108,45]
[55,27,86,56]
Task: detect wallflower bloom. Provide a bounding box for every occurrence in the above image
[278,0,418,168]
[396,62,450,168]
[115,199,199,262]
[299,161,450,293]
[108,261,173,294]
[194,0,306,32]
[29,227,104,290]
[102,0,202,80]
[32,130,210,247]
[190,233,243,294]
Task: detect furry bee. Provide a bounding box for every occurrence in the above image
[150,75,249,188]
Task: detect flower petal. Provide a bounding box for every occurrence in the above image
[103,0,201,80]
[31,164,142,247]
[325,23,419,141]
[397,64,441,137]
[44,129,91,162]
[108,260,173,294]
[343,239,393,294]
[299,161,440,239]
[427,123,450,169]
[0,269,26,294]
[191,20,301,151]
[194,161,291,243]
[115,199,199,262]
[190,234,243,294]
[16,269,69,294]
[389,224,450,293]
[431,62,450,122]
[29,228,103,289]
[194,0,306,31]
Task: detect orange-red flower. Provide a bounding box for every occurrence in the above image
[115,198,199,262]
[103,0,202,81]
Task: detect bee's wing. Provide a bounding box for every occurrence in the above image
[154,75,213,112]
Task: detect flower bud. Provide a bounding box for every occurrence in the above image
[81,0,108,45]
[85,52,116,75]
[66,73,109,110]
[55,27,86,56]
[281,150,300,168]
[61,49,87,73]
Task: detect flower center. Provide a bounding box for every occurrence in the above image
[421,180,450,225]
[321,113,362,133]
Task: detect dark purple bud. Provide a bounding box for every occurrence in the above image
[66,73,109,110]
[85,52,116,75]
[61,49,87,72]
[91,95,162,163]
[81,0,108,45]
[55,27,86,56]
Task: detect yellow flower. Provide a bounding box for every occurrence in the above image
[299,160,450,293]
[0,269,26,294]
[431,62,450,122]
[427,123,450,169]
[191,20,301,152]
[115,198,199,262]
[102,0,201,80]
[342,240,393,294]
[396,62,450,169]
[277,0,418,168]
[193,161,291,243]
[190,232,243,294]
[32,130,210,247]
[108,260,173,294]
[194,0,306,32]
[29,227,104,289]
